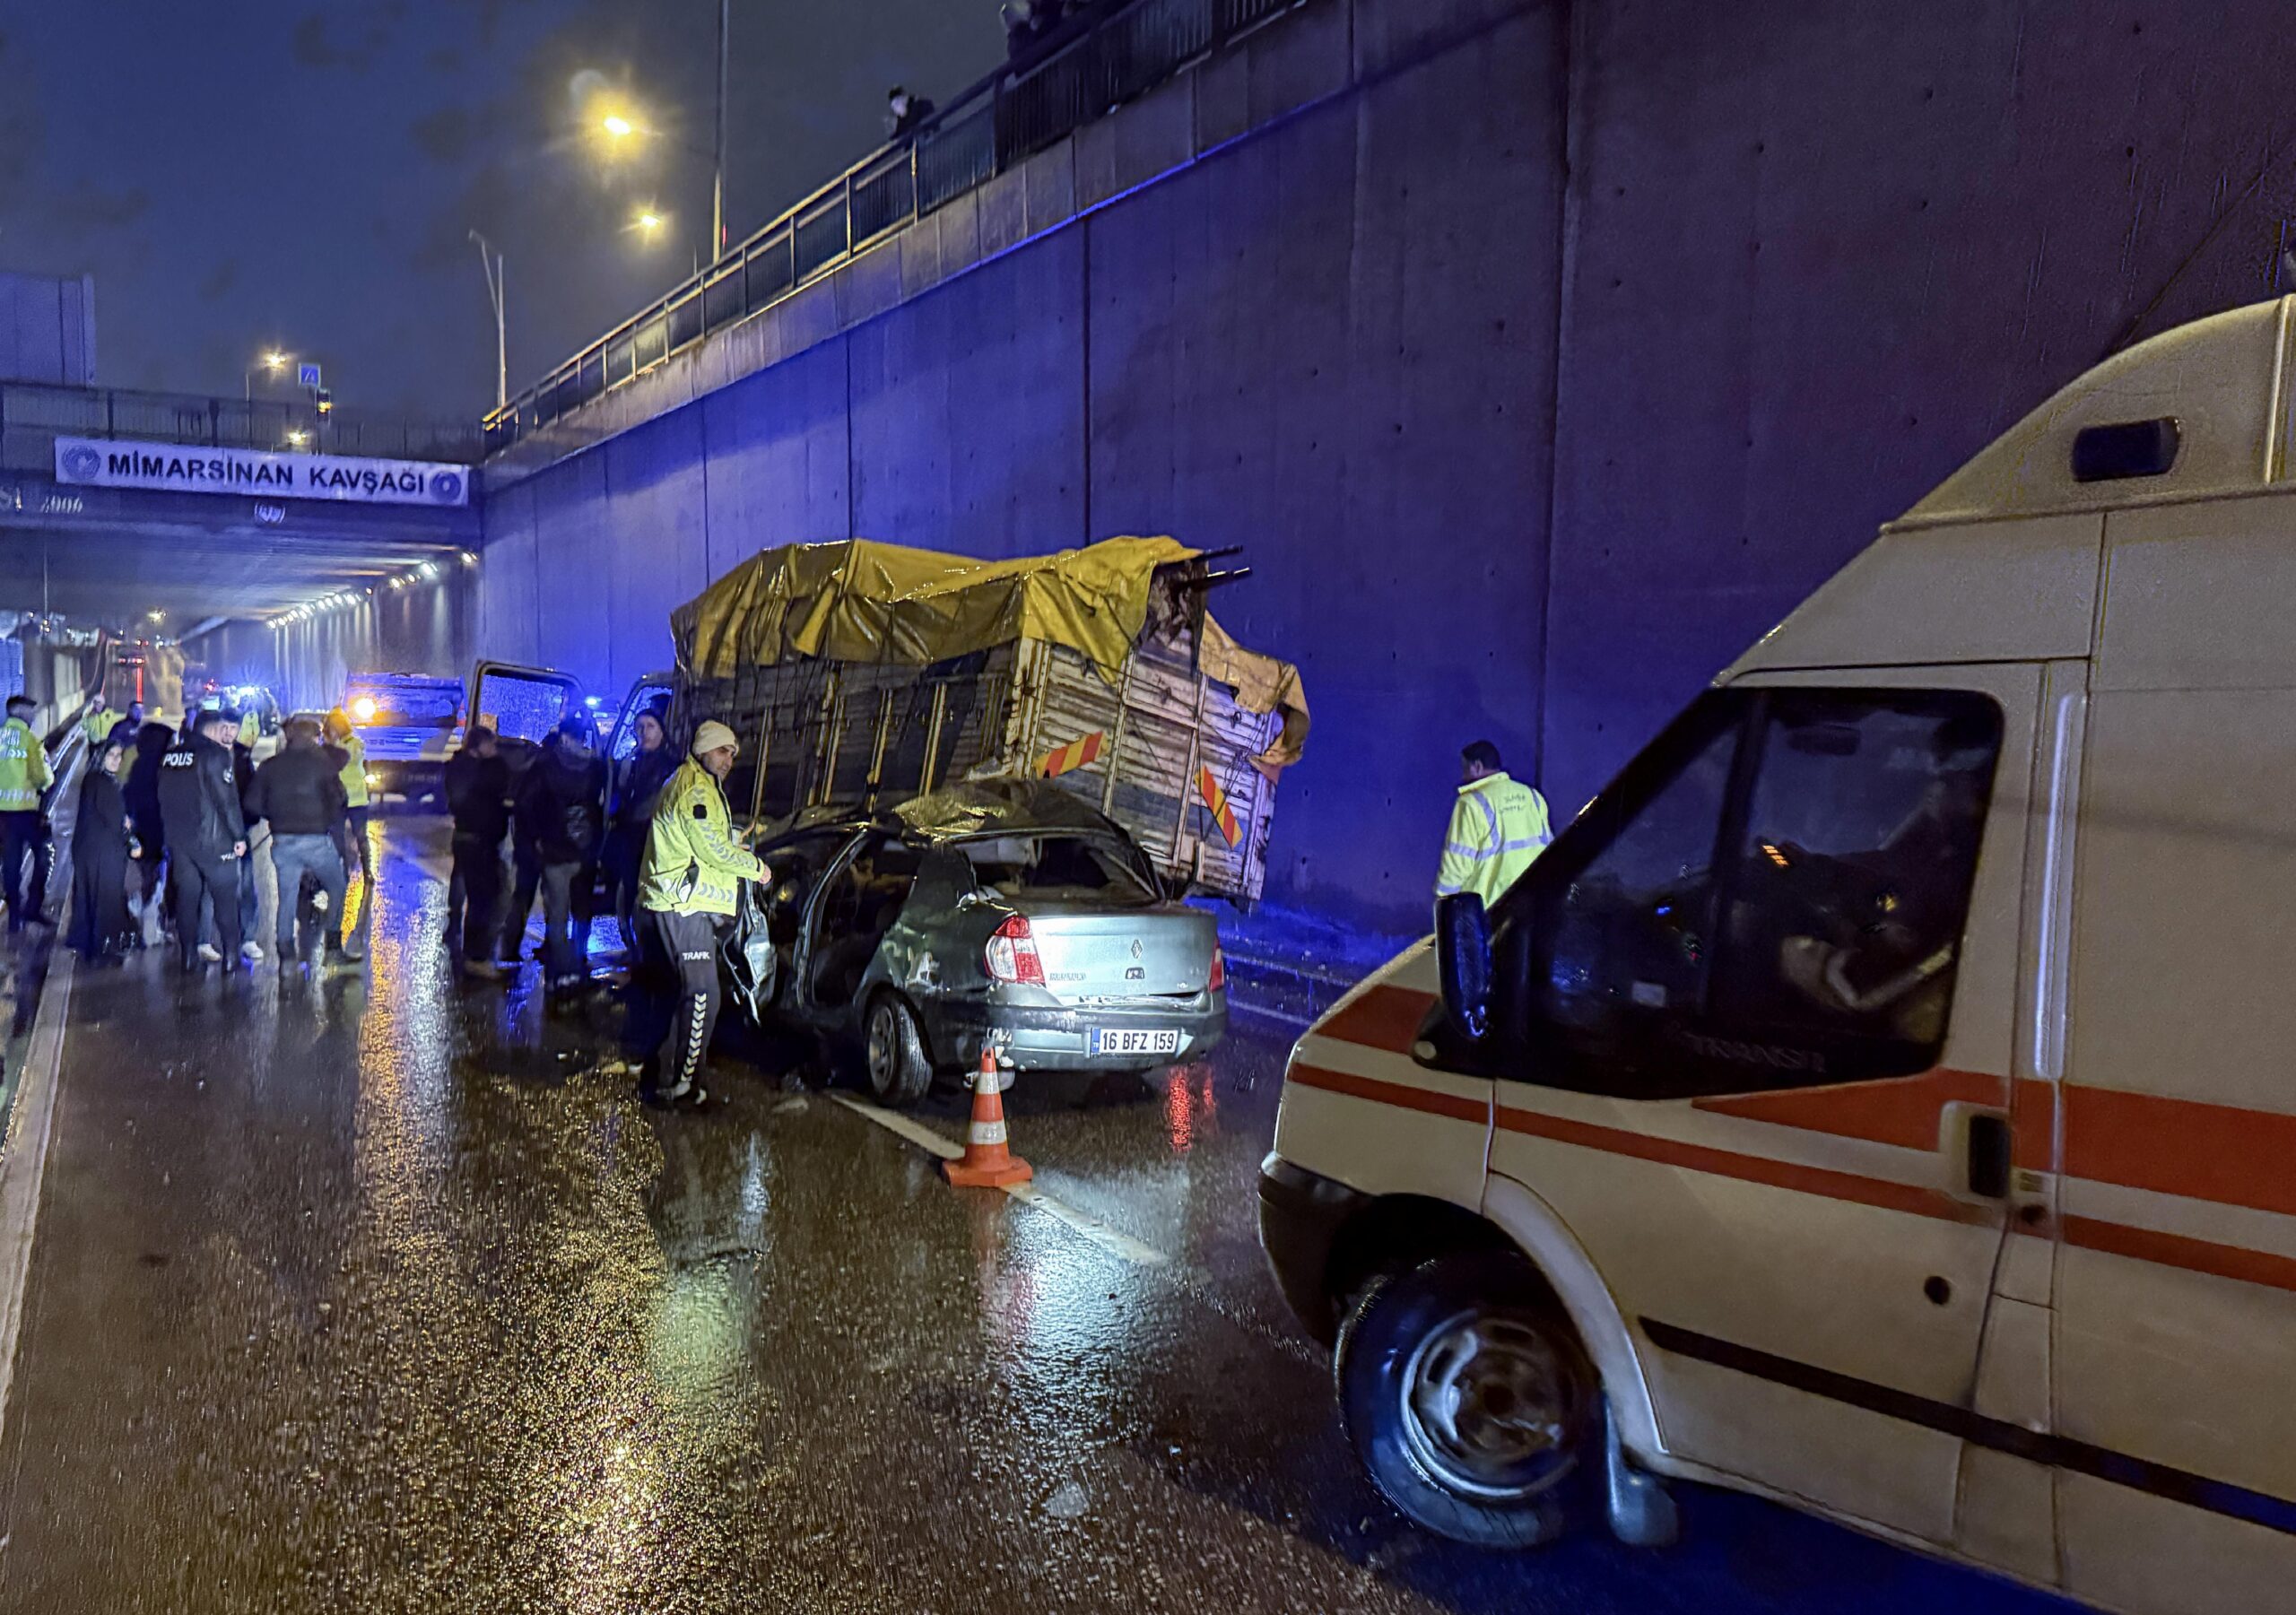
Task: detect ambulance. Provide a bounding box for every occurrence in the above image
[1258,296,2296,1612]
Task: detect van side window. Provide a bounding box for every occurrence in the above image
[1491,689,2001,1099]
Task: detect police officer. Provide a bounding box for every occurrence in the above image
[158,708,248,969]
[325,708,373,886]
[0,694,54,933]
[1435,739,1552,907]
[636,721,763,1107]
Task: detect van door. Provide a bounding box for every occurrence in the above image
[469,661,585,746]
[1471,664,2039,1546]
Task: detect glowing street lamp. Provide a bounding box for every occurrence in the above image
[599,111,636,140]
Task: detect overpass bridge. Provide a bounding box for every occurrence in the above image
[0,381,480,708]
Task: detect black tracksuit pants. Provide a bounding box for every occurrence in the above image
[648,908,721,1095]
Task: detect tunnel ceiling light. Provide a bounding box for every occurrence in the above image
[418,560,439,580]
[460,550,479,567]
[389,576,407,589]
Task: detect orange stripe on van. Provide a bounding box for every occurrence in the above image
[2063,1216,2296,1297]
[1316,985,1436,1055]
[2066,1088,2296,1220]
[1286,1063,1487,1124]
[1693,1069,2001,1152]
[1495,1106,1996,1228]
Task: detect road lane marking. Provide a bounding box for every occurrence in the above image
[831,1094,1170,1267]
[0,950,74,1457]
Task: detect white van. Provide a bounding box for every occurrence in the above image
[1259,297,2296,1613]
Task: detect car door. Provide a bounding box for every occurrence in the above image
[1470,665,2039,1547]
[468,661,585,746]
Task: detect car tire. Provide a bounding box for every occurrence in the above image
[1335,1251,1596,1550]
[863,992,933,1108]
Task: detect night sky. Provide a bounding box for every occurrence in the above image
[0,0,1004,421]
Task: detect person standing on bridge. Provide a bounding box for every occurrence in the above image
[443,724,510,981]
[248,716,358,971]
[157,708,248,970]
[0,694,55,934]
[635,721,764,1107]
[1435,739,1552,907]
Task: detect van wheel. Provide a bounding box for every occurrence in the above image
[863,993,933,1108]
[1336,1252,1595,1549]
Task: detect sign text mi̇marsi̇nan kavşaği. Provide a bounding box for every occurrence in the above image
[103,447,434,499]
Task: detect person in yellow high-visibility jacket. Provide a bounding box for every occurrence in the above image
[0,694,55,931]
[638,720,764,1107]
[325,708,373,885]
[1435,739,1551,907]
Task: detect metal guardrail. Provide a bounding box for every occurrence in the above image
[0,383,485,473]
[484,0,1300,456]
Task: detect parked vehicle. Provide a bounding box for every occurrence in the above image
[343,672,464,802]
[1258,297,2296,1612]
[751,777,1226,1105]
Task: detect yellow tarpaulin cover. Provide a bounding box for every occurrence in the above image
[674,535,1311,771]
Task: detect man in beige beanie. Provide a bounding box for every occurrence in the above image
[634,719,764,1105]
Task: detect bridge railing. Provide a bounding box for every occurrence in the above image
[0,382,484,475]
[484,0,1301,457]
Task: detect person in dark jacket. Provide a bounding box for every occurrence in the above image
[519,717,607,993]
[66,737,134,963]
[247,716,357,968]
[444,724,511,981]
[123,720,173,947]
[156,708,248,969]
[498,729,553,964]
[604,707,676,948]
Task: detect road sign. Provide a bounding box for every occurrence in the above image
[297,361,322,389]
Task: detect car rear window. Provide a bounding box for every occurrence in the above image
[961,836,1157,906]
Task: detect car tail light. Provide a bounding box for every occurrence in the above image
[1208,940,1226,993]
[984,914,1046,985]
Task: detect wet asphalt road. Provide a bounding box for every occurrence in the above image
[0,816,2072,1613]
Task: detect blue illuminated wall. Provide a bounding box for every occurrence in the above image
[476,0,2296,934]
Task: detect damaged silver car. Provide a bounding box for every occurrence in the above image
[752,777,1228,1106]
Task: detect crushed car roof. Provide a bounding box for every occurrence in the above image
[889,776,1135,843]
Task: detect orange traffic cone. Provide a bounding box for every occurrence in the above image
[943,1046,1032,1189]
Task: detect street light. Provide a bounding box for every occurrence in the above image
[472,229,508,413]
[285,429,310,448]
[246,347,292,401]
[586,2,730,257]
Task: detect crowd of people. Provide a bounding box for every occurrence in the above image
[13,682,763,1113]
[50,699,373,973]
[441,699,749,1108]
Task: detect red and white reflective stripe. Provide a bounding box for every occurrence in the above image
[1295,981,2296,1295]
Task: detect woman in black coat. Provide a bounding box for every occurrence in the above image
[67,738,133,963]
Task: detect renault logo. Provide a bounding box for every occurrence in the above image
[1128,939,1144,959]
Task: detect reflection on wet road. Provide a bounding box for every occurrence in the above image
[0,818,2067,1612]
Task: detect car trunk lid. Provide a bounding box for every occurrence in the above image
[1013,901,1214,1000]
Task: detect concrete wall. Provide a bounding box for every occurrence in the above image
[476,0,2296,934]
[0,272,96,386]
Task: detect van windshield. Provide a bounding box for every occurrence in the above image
[960,835,1158,907]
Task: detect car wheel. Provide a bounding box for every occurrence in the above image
[1336,1252,1595,1549]
[863,992,933,1108]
